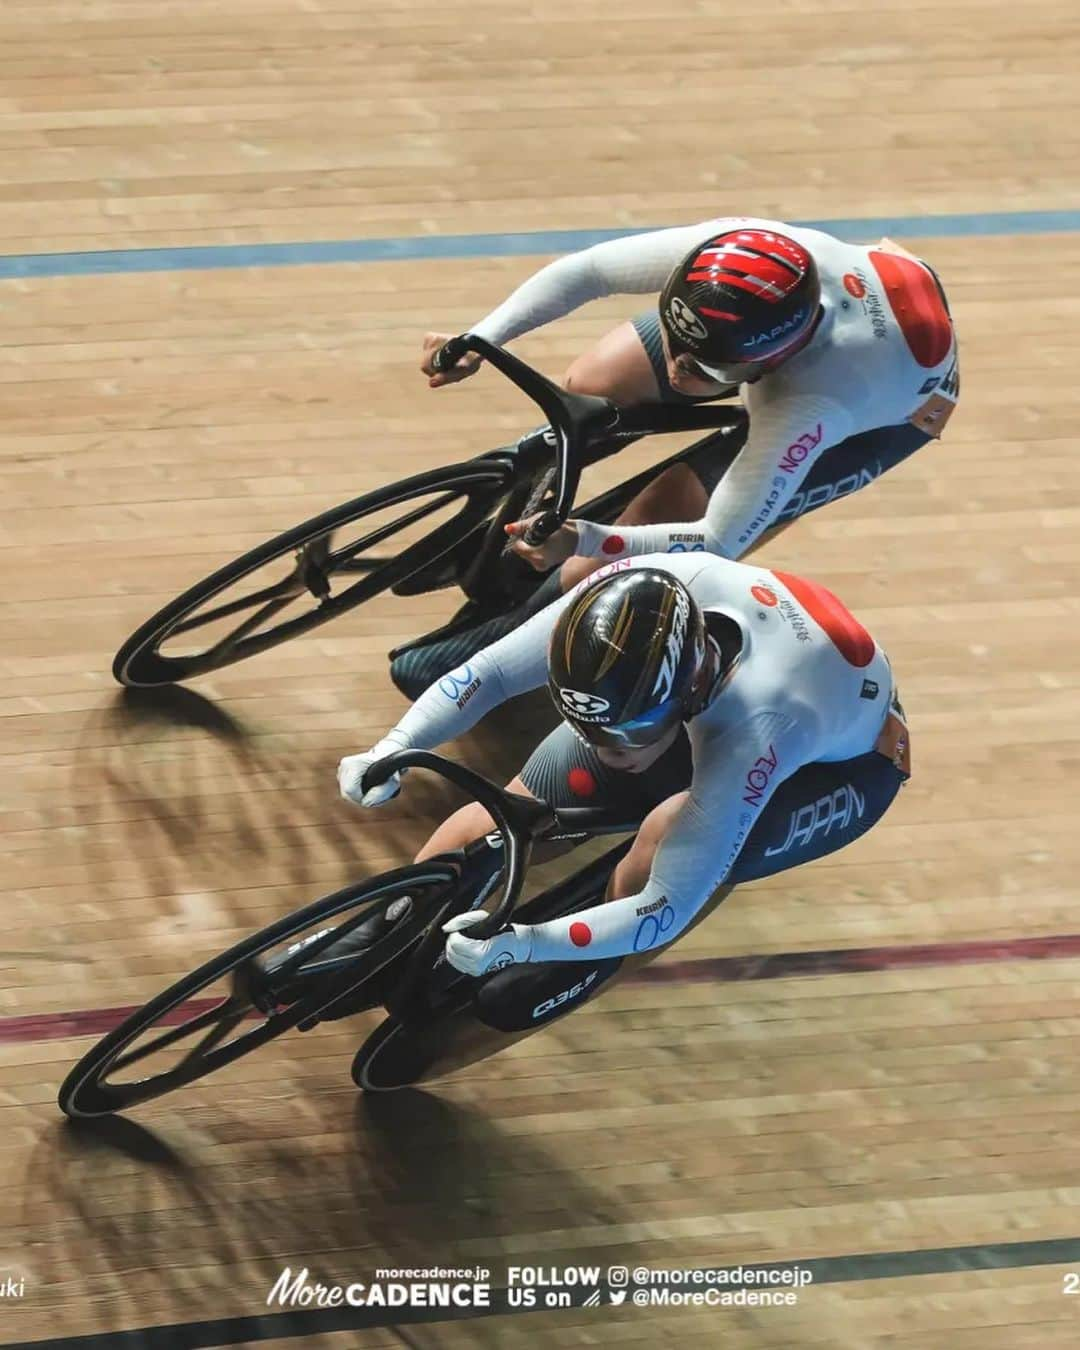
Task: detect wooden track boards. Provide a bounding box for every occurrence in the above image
[2,0,1080,1344]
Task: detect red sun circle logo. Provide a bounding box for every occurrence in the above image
[567,767,597,797]
[751,584,779,607]
[569,922,592,948]
[843,273,867,299]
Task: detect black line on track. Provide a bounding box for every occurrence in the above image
[5,1237,1079,1348]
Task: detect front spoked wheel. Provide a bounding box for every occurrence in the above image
[113,462,510,686]
[58,861,457,1118]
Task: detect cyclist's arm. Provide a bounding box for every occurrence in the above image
[572,393,853,560]
[383,589,576,751]
[527,711,812,963]
[379,557,713,755]
[471,222,725,346]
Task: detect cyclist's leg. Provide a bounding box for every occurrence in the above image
[604,787,689,900]
[744,422,933,558]
[591,787,738,945]
[727,745,909,885]
[561,317,664,405]
[259,785,537,1013]
[267,737,679,1012]
[619,309,729,406]
[599,705,910,897]
[414,774,535,861]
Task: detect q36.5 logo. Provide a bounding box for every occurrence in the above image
[558,688,611,719]
[532,970,598,1019]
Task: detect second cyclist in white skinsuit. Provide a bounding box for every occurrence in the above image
[346,553,912,977]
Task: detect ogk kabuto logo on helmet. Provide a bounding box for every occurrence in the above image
[666,296,708,343]
[558,688,611,720]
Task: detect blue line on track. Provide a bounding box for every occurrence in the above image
[1,209,1078,279]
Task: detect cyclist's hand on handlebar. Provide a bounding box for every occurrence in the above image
[505,515,579,571]
[337,744,403,809]
[421,332,482,388]
[443,911,534,976]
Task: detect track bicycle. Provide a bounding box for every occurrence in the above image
[58,751,730,1117]
[112,336,747,686]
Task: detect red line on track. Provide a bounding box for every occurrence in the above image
[6,932,1080,1046]
[645,932,1080,984]
[1,998,232,1045]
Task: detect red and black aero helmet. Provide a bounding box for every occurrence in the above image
[548,568,706,751]
[660,228,821,379]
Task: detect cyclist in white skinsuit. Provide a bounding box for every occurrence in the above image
[394,217,957,697]
[344,554,911,977]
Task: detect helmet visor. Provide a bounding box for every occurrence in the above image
[676,352,762,386]
[664,307,821,384]
[662,330,763,387]
[567,695,687,752]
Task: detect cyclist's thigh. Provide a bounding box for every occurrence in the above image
[679,423,749,498]
[626,308,746,496]
[772,423,932,527]
[728,750,905,885]
[416,775,537,860]
[518,721,692,817]
[629,309,732,408]
[563,318,663,405]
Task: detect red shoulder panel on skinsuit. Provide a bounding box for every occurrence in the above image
[773,571,875,667]
[868,251,952,368]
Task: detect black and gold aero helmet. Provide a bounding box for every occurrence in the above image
[548,568,707,750]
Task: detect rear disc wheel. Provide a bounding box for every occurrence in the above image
[351,1018,438,1093]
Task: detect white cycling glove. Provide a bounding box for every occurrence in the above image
[337,735,409,808]
[442,911,534,976]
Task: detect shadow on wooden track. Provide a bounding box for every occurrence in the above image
[349,1088,607,1248]
[112,685,249,741]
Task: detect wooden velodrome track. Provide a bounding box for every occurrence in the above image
[3,0,1080,1345]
